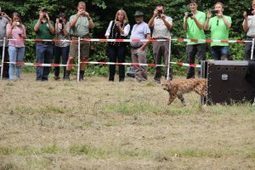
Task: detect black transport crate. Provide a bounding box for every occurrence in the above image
[201,60,255,105]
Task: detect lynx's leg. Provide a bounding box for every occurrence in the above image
[177,94,186,106]
[194,83,206,97]
[168,93,177,105]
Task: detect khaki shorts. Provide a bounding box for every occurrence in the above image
[69,37,90,59]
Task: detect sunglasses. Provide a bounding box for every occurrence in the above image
[217,19,219,26]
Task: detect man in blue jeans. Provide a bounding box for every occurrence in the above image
[33,8,55,81]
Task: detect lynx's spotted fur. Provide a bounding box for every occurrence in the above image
[162,78,207,105]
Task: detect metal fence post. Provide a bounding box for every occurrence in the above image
[77,37,81,82]
[167,37,172,80]
[1,37,6,80]
[250,38,255,60]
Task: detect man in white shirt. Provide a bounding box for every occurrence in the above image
[130,11,151,82]
[148,4,173,83]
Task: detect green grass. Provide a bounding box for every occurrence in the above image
[0,75,254,169]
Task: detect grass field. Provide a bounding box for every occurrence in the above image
[0,74,254,170]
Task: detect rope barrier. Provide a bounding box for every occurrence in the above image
[4,38,253,43]
[6,61,200,68]
[172,38,251,43]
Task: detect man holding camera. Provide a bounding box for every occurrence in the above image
[243,0,255,60]
[204,2,232,60]
[54,12,70,80]
[66,1,95,81]
[0,8,11,79]
[183,0,206,79]
[148,4,173,83]
[33,8,55,81]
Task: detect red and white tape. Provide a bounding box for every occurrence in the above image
[8,38,168,43]
[173,38,252,43]
[7,61,200,68]
[5,38,253,43]
[170,62,201,68]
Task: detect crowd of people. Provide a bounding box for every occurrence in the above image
[0,0,254,82]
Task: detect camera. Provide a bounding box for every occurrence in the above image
[157,9,163,17]
[210,9,219,15]
[246,8,253,16]
[59,19,63,23]
[187,12,193,17]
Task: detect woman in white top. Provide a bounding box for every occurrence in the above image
[105,9,130,82]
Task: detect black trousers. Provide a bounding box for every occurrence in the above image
[186,44,206,79]
[0,46,9,78]
[54,45,69,78]
[107,45,126,81]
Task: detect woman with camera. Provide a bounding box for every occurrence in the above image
[243,0,255,60]
[6,12,26,80]
[54,13,70,80]
[204,2,232,60]
[105,9,130,82]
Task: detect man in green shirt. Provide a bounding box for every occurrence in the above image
[204,2,232,60]
[66,1,95,81]
[183,0,206,78]
[33,8,55,81]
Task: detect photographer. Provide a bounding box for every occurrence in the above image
[243,0,255,60]
[183,0,206,79]
[33,8,55,81]
[54,12,70,80]
[6,12,26,80]
[66,1,95,81]
[105,9,130,82]
[204,2,232,60]
[148,4,173,83]
[0,8,11,79]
